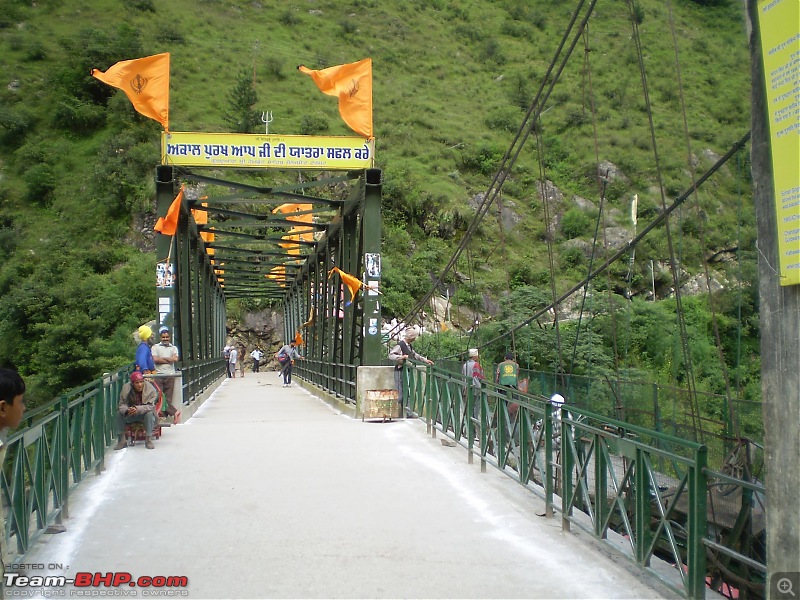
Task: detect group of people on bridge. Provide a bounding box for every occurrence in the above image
[389,327,527,419]
[114,325,181,451]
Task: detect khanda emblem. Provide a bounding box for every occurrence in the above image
[129,73,148,96]
[346,78,359,98]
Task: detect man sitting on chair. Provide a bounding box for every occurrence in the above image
[115,371,158,450]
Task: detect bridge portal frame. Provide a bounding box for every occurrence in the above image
[154,164,383,404]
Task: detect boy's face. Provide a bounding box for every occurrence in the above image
[0,393,26,429]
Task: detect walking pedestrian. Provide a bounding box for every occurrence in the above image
[275,340,303,387]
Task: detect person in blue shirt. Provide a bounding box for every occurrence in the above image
[135,325,156,373]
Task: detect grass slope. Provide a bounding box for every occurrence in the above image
[0,0,755,405]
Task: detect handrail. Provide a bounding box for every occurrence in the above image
[1,365,132,559]
[295,358,357,401]
[402,360,758,600]
[1,358,226,562]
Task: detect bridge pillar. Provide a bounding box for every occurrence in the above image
[362,168,383,366]
[155,165,178,335]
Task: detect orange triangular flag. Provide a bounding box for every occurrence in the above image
[275,203,314,256]
[298,58,372,139]
[154,186,184,236]
[92,53,170,130]
[266,266,287,288]
[200,230,215,256]
[328,267,382,306]
[191,202,208,225]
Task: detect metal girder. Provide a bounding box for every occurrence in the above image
[156,166,383,403]
[177,170,350,207]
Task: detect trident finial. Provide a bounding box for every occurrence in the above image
[261,111,273,135]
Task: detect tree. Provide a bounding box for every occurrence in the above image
[223,68,259,133]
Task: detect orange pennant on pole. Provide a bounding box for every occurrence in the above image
[298,58,372,139]
[328,267,381,306]
[154,186,184,236]
[91,53,170,130]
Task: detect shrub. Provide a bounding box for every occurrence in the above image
[339,19,357,36]
[24,163,57,204]
[0,108,32,147]
[129,0,155,12]
[460,142,504,175]
[300,114,329,135]
[561,208,592,238]
[264,56,286,80]
[480,38,506,64]
[52,97,106,133]
[52,26,144,103]
[25,42,47,61]
[561,246,585,268]
[484,106,520,133]
[454,286,482,310]
[156,23,185,45]
[279,10,300,25]
[500,20,532,40]
[564,107,588,128]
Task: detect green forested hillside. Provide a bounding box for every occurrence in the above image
[0,0,755,407]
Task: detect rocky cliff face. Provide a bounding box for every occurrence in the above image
[225,308,285,369]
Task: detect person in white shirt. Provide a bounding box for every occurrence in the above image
[229,346,239,378]
[250,348,263,373]
[152,326,179,411]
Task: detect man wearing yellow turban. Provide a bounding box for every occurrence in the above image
[135,325,156,373]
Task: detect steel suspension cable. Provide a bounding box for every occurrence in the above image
[389,0,599,338]
[533,119,565,383]
[626,0,705,443]
[667,1,742,444]
[443,132,750,358]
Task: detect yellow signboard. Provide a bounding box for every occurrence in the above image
[161,132,374,170]
[757,0,800,285]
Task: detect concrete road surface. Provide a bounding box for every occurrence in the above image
[15,374,675,599]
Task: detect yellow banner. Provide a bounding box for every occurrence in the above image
[757,0,800,285]
[161,132,374,170]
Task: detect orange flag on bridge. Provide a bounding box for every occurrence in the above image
[328,267,381,307]
[298,58,372,139]
[274,203,314,256]
[192,202,215,255]
[154,186,184,236]
[91,53,170,130]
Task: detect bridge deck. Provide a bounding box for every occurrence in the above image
[21,374,672,599]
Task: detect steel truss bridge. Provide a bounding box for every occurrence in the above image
[0,160,766,600]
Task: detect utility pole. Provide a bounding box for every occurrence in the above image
[747,0,800,589]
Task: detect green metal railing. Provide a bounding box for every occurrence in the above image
[2,358,226,561]
[404,361,712,599]
[295,359,357,401]
[1,365,131,559]
[182,357,228,403]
